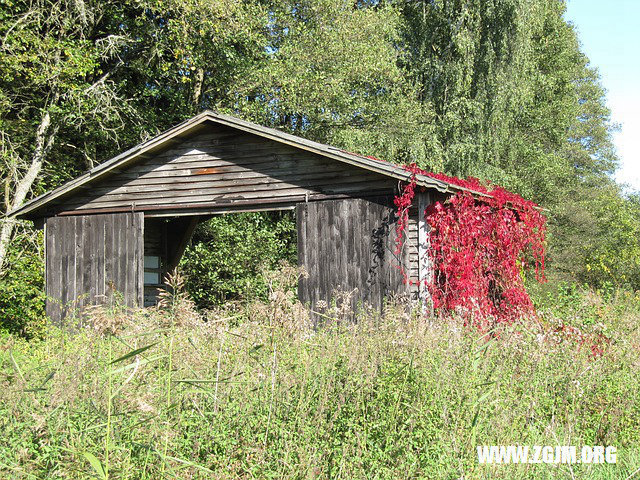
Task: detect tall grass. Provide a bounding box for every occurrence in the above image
[1,286,639,479]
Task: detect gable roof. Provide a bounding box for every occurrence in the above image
[9,110,485,219]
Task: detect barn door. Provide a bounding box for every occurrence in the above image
[45,212,144,323]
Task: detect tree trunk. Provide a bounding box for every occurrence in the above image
[0,110,57,274]
[192,67,205,110]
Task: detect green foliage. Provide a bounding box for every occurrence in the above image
[110,0,269,127]
[580,191,640,288]
[0,0,145,195]
[552,187,640,288]
[232,0,438,168]
[1,289,639,478]
[180,212,296,308]
[0,227,46,338]
[397,0,612,195]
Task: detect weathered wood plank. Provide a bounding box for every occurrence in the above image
[360,198,374,305]
[63,180,396,212]
[297,196,407,319]
[114,213,124,302]
[49,130,399,215]
[124,212,133,307]
[106,165,356,188]
[66,173,392,206]
[73,216,84,314]
[45,217,60,322]
[89,166,371,193]
[59,218,70,314]
[140,148,308,167]
[307,202,318,308]
[315,200,326,310]
[313,201,324,310]
[122,154,317,175]
[135,212,144,307]
[343,199,355,306]
[354,198,365,304]
[95,215,105,304]
[82,215,93,309]
[57,192,395,218]
[69,177,385,206]
[296,203,308,305]
[150,135,302,159]
[104,214,114,303]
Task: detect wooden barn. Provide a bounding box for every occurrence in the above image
[10,111,473,322]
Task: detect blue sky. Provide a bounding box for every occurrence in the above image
[564,0,640,192]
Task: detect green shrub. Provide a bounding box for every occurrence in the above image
[180,211,296,308]
[0,229,46,338]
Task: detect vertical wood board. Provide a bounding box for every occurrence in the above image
[297,197,411,320]
[45,212,143,323]
[417,192,432,308]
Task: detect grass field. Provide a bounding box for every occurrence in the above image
[1,285,640,479]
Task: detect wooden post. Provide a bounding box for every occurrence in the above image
[166,216,200,272]
[417,192,432,310]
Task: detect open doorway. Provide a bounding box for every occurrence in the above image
[143,211,297,308]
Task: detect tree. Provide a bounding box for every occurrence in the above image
[231,0,438,168]
[0,0,269,273]
[108,0,268,125]
[0,0,143,272]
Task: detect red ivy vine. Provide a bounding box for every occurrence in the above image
[394,164,547,327]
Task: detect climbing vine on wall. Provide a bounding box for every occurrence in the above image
[394,164,547,327]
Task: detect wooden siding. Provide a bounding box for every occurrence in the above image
[417,192,432,306]
[297,197,411,317]
[406,205,419,300]
[50,127,398,215]
[45,212,143,323]
[12,111,462,221]
[403,192,438,305]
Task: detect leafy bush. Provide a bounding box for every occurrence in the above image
[549,188,640,291]
[581,191,640,289]
[0,228,46,338]
[180,212,296,309]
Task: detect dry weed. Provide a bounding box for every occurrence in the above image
[246,262,312,334]
[152,268,201,328]
[81,302,135,335]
